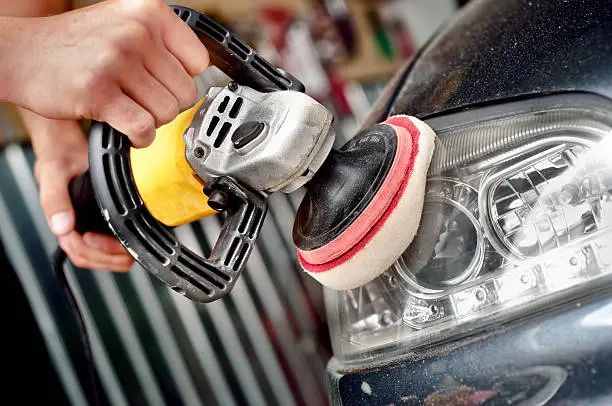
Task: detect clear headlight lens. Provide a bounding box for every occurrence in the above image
[326,96,612,366]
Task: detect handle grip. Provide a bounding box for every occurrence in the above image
[171,6,305,93]
[68,171,111,235]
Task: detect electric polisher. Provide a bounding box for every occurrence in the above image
[68,6,436,302]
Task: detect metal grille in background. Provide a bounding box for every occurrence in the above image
[0,144,332,405]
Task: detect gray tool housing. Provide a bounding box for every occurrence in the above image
[184,83,335,194]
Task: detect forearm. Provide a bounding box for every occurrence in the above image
[0,16,24,102]
[0,0,73,121]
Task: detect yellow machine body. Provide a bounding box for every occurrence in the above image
[130,99,217,227]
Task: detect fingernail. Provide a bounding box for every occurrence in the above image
[50,212,73,235]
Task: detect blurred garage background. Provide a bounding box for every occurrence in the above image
[0,0,460,404]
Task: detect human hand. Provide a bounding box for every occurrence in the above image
[28,114,133,271]
[6,0,208,148]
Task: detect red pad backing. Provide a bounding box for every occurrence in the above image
[298,116,421,273]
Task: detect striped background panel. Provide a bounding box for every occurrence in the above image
[0,103,28,147]
[0,143,333,405]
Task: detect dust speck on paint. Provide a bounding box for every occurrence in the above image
[361,381,372,395]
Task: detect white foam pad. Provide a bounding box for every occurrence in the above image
[300,116,435,290]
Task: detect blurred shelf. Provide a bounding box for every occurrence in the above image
[337,59,401,83]
[174,0,404,83]
[336,0,403,82]
[171,0,311,18]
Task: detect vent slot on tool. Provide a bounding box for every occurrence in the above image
[101,125,111,149]
[112,131,123,149]
[115,155,137,210]
[228,38,250,60]
[214,122,232,148]
[207,116,220,136]
[229,98,243,118]
[125,219,167,264]
[195,18,226,43]
[225,238,240,266]
[218,96,230,113]
[103,154,126,216]
[176,257,224,289]
[235,245,249,271]
[250,208,262,239]
[182,248,230,282]
[171,265,212,295]
[136,214,174,255]
[120,154,142,206]
[173,7,191,22]
[239,204,254,233]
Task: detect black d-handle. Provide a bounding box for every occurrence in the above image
[87,123,267,302]
[171,6,305,93]
[77,8,301,302]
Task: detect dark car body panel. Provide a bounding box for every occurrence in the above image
[329,0,612,404]
[388,0,612,120]
[329,293,612,405]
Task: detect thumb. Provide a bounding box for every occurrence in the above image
[38,165,75,236]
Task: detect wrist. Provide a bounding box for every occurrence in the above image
[20,110,87,159]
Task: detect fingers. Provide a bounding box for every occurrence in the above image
[83,233,127,255]
[37,163,75,236]
[97,89,156,148]
[77,0,205,146]
[97,59,194,147]
[60,232,133,272]
[31,120,87,237]
[158,5,209,76]
[117,0,208,76]
[144,48,198,110]
[119,0,205,104]
[119,61,180,128]
[61,0,208,147]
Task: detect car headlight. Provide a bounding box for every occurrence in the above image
[326,94,612,366]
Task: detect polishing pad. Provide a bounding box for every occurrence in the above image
[293,115,435,290]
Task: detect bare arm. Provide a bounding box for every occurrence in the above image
[1,0,208,145]
[0,0,73,140]
[0,0,71,98]
[0,0,133,271]
[0,0,209,271]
